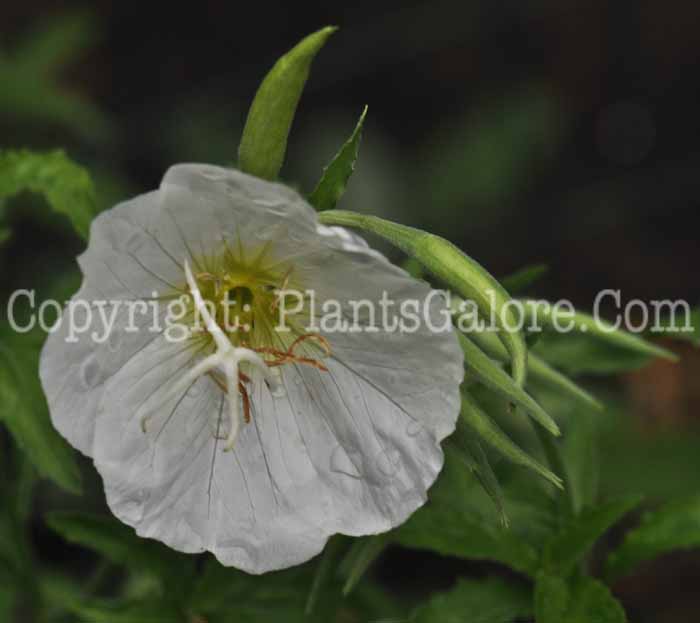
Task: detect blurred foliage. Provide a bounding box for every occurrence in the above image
[0,12,111,142]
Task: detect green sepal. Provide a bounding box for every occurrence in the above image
[318,210,528,387]
[309,106,367,211]
[457,331,559,436]
[459,391,562,488]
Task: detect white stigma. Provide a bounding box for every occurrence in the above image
[140,260,281,451]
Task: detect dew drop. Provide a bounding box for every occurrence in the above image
[330,445,362,479]
[200,167,227,181]
[376,448,401,477]
[406,420,422,437]
[252,197,286,210]
[80,356,102,389]
[270,383,287,398]
[288,228,305,243]
[254,227,274,240]
[107,331,122,353]
[268,368,286,398]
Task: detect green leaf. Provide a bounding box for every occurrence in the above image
[0,585,16,622]
[41,574,185,623]
[460,392,562,489]
[500,263,548,294]
[527,352,603,411]
[560,410,600,514]
[45,511,191,583]
[448,430,507,526]
[238,26,337,180]
[535,573,627,623]
[412,577,532,623]
[450,298,602,410]
[309,106,367,211]
[305,535,346,615]
[0,328,82,494]
[0,227,10,246]
[523,300,677,373]
[0,13,111,140]
[318,210,528,388]
[458,332,560,436]
[533,332,655,376]
[542,496,641,576]
[0,149,96,238]
[534,572,569,623]
[393,446,543,576]
[605,494,700,582]
[339,534,390,596]
[189,559,311,622]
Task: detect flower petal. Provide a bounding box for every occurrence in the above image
[42,163,464,573]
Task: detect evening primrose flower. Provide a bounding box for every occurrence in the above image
[40,164,464,574]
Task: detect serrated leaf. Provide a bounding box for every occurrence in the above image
[238,26,337,180]
[605,494,700,582]
[45,511,191,583]
[542,496,641,576]
[393,446,543,576]
[412,576,532,623]
[458,332,559,436]
[500,263,548,294]
[535,572,627,623]
[460,392,562,488]
[0,328,81,494]
[309,106,367,211]
[0,149,96,238]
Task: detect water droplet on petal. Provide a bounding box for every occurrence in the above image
[200,167,227,181]
[330,445,362,479]
[376,448,401,477]
[268,367,286,397]
[81,356,102,389]
[107,331,122,353]
[289,228,305,243]
[406,420,422,437]
[251,197,288,218]
[270,383,286,398]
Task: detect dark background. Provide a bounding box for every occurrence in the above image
[2,1,700,620]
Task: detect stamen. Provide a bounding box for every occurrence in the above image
[140,260,282,451]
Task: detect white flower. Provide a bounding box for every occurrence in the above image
[40,164,464,573]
